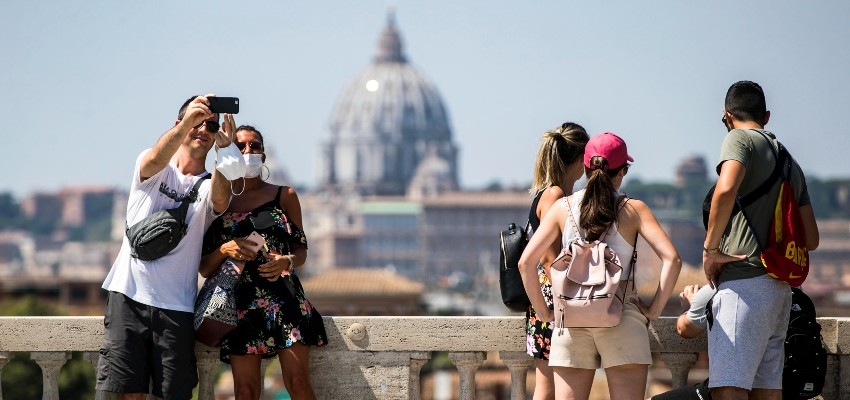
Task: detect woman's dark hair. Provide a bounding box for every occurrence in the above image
[236,124,264,143]
[580,156,627,241]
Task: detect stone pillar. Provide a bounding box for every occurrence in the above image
[196,348,220,400]
[81,351,107,400]
[258,357,273,398]
[660,352,698,389]
[836,354,850,400]
[30,351,70,400]
[500,351,533,400]
[408,353,431,400]
[0,352,14,400]
[448,352,485,400]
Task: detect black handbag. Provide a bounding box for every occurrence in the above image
[499,221,531,312]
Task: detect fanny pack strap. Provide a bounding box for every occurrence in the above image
[126,173,210,230]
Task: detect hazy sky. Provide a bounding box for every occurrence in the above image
[3,2,849,198]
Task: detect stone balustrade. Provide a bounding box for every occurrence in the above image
[0,316,848,399]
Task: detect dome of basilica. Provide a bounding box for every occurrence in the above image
[319,14,459,196]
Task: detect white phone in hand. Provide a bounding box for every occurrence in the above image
[244,231,266,253]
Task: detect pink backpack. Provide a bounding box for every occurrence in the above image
[550,196,635,331]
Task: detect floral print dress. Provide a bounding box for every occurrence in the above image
[526,188,553,360]
[526,263,554,360]
[202,187,327,363]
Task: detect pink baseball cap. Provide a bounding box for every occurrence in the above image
[583,132,634,170]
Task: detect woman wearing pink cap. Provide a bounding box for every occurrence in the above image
[519,132,682,400]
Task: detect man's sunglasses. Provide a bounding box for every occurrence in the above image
[235,141,264,151]
[194,120,220,132]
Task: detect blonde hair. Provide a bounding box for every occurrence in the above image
[529,122,590,196]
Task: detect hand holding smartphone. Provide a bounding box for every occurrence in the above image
[243,231,266,253]
[208,96,239,114]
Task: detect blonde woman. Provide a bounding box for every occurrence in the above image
[525,122,589,400]
[520,132,681,400]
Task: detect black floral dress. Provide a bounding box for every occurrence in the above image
[526,263,553,360]
[525,189,553,360]
[202,187,327,363]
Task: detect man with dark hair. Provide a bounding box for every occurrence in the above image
[702,81,819,400]
[97,94,237,400]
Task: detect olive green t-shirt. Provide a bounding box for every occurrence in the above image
[715,129,811,283]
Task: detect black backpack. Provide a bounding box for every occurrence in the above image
[700,287,826,400]
[783,287,827,400]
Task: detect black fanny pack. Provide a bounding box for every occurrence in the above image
[126,174,209,261]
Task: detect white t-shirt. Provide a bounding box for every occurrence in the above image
[102,149,215,312]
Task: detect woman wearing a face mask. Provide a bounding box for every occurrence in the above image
[200,125,326,400]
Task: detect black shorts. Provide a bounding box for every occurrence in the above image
[651,379,711,400]
[96,291,198,399]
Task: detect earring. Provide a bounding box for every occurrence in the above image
[260,165,271,182]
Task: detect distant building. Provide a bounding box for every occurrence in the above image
[675,155,708,187]
[302,15,528,292]
[301,268,425,316]
[317,13,459,197]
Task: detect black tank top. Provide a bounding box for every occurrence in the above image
[528,189,546,232]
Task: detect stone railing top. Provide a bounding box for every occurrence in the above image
[1,316,848,355]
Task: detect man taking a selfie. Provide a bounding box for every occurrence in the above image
[96,94,237,399]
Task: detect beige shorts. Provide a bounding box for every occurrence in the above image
[548,302,651,369]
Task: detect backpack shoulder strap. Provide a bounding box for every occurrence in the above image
[563,196,582,239]
[738,130,786,208]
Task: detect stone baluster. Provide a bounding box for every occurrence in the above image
[0,352,14,400]
[408,353,431,400]
[258,357,273,397]
[196,348,220,400]
[500,351,533,400]
[448,352,485,400]
[660,352,698,389]
[81,351,107,400]
[30,351,70,400]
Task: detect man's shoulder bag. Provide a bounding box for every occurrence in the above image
[126,174,209,261]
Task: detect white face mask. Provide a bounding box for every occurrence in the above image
[244,154,264,178]
[215,143,247,195]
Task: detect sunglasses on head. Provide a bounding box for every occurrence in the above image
[235,141,264,151]
[194,120,220,132]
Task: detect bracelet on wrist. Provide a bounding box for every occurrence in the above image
[703,245,720,254]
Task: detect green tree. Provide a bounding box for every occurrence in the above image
[0,192,22,230]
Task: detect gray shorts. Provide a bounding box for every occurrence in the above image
[707,275,791,390]
[96,291,198,399]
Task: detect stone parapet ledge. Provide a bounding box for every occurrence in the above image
[0,316,848,400]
